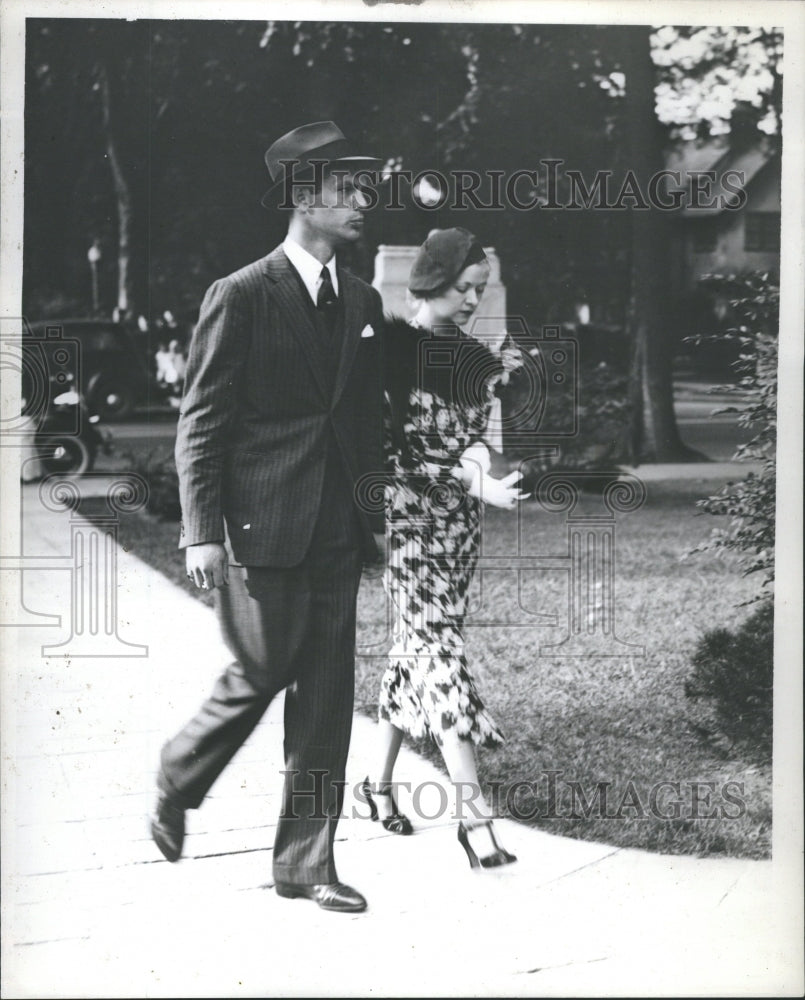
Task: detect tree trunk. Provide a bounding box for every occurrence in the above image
[624,28,701,462]
[97,59,135,319]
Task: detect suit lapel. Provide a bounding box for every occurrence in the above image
[263,248,330,402]
[331,268,363,407]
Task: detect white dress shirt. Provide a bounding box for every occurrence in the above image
[282,236,339,305]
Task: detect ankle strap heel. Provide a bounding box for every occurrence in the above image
[361,777,414,836]
[458,820,517,869]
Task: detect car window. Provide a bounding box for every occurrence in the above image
[79,329,126,352]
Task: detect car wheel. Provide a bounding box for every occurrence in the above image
[38,435,95,476]
[92,381,136,421]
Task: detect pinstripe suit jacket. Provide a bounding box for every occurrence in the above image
[175,245,384,567]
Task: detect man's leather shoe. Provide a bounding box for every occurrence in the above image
[149,792,185,862]
[275,881,367,913]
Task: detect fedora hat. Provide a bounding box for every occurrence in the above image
[261,121,381,208]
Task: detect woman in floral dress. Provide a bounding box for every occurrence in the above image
[363,228,526,869]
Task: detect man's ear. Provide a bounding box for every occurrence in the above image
[292,184,316,211]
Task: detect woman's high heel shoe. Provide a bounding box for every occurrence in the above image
[457,820,517,869]
[361,777,413,835]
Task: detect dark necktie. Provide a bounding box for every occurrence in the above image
[317,265,337,311]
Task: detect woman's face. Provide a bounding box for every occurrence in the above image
[424,260,491,327]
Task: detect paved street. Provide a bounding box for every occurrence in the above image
[673,380,757,460]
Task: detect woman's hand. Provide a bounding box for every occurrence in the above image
[496,344,525,386]
[467,468,529,509]
[500,344,524,372]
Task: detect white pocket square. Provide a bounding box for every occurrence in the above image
[360,324,375,338]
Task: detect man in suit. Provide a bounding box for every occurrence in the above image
[150,122,385,913]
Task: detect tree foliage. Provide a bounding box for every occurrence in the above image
[26,21,631,323]
[24,20,782,319]
[652,26,783,139]
[22,19,783,462]
[690,272,779,593]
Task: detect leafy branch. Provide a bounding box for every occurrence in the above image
[688,272,778,594]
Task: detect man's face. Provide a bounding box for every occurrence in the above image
[297,168,372,245]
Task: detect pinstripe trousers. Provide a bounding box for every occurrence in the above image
[159,442,363,885]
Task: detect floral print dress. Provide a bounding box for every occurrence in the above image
[379,326,515,748]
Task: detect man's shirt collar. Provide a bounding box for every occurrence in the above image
[282,236,339,304]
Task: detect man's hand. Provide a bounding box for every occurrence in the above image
[186,542,229,591]
[363,532,387,581]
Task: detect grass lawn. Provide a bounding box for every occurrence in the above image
[88,474,771,859]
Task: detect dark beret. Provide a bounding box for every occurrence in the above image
[407,227,486,294]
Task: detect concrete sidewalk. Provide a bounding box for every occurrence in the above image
[1,488,800,998]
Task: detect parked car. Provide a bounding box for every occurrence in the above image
[20,356,112,477]
[25,318,158,421]
[34,387,112,475]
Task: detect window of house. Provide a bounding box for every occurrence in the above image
[692,221,718,253]
[744,212,781,252]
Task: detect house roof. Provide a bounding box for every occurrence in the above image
[663,136,778,217]
[664,137,729,175]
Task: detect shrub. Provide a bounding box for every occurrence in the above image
[122,447,181,521]
[562,359,632,467]
[503,354,632,477]
[690,272,778,595]
[685,600,773,757]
